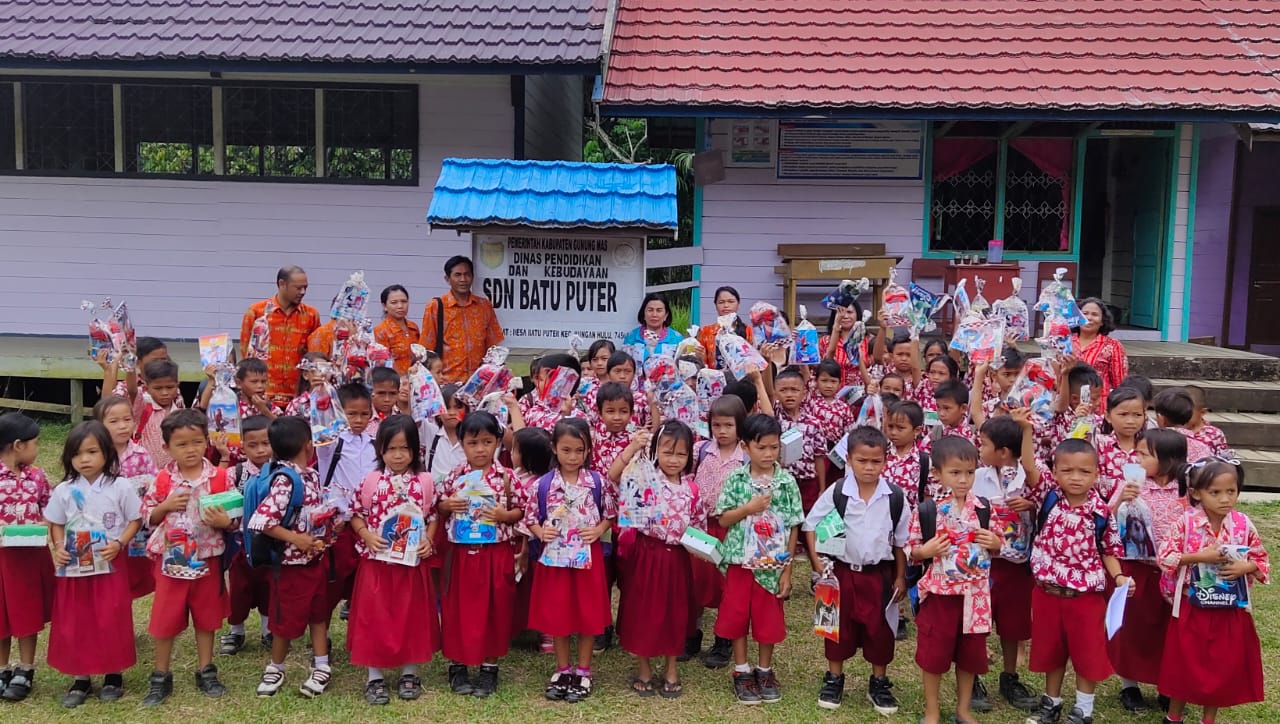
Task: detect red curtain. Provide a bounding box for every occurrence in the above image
[932,138,998,181]
[1009,138,1074,250]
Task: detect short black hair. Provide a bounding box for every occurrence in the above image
[926,354,960,381]
[444,255,473,275]
[61,421,119,482]
[160,408,208,444]
[709,394,748,436]
[586,339,616,363]
[143,358,179,383]
[459,410,503,440]
[1106,385,1145,415]
[879,392,901,407]
[815,359,843,380]
[1183,384,1208,409]
[774,367,804,386]
[236,357,268,380]
[337,382,373,408]
[880,372,906,389]
[92,395,131,421]
[1053,437,1099,466]
[1067,363,1104,396]
[1139,428,1188,483]
[1117,374,1154,402]
[722,380,758,412]
[369,366,401,387]
[595,381,634,411]
[276,265,306,284]
[551,417,593,465]
[847,425,889,454]
[1077,297,1115,335]
[933,379,969,406]
[741,413,782,443]
[1153,388,1194,426]
[540,352,582,377]
[0,412,40,452]
[268,415,311,461]
[886,399,924,428]
[440,383,466,413]
[606,350,637,374]
[651,420,696,473]
[635,292,672,327]
[886,332,912,354]
[136,336,167,359]
[380,284,408,305]
[513,427,554,478]
[1000,347,1027,372]
[931,436,979,468]
[375,415,423,474]
[241,414,271,436]
[980,415,1022,456]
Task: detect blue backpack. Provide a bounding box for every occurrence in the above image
[241,461,305,568]
[529,470,607,562]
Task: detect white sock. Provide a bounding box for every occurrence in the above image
[367,667,383,683]
[401,664,418,677]
[260,617,270,634]
[1120,677,1139,690]
[734,663,751,674]
[230,624,246,635]
[1076,692,1096,717]
[314,655,330,670]
[1049,695,1064,706]
[757,666,771,673]
[266,662,284,674]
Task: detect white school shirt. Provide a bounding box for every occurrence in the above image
[971,464,1027,502]
[426,429,465,483]
[43,474,144,542]
[802,474,909,567]
[314,428,378,520]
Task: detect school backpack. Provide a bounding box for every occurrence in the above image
[908,493,991,586]
[529,470,606,562]
[914,450,931,505]
[1033,487,1108,557]
[240,461,305,568]
[831,481,905,534]
[154,468,232,564]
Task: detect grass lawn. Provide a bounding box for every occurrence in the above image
[14,424,1279,722]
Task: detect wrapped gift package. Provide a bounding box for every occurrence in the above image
[1,524,48,547]
[780,427,804,466]
[680,527,722,565]
[201,491,245,519]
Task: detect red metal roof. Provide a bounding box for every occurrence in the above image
[602,0,1280,113]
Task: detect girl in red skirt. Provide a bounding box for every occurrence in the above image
[507,427,553,648]
[43,421,143,708]
[610,420,703,698]
[1106,428,1187,713]
[1158,458,1269,724]
[438,411,523,698]
[525,418,616,703]
[347,414,440,705]
[0,414,54,702]
[93,395,158,600]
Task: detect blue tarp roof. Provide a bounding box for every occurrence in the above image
[427,158,678,232]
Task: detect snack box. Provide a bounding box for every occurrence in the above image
[201,491,245,519]
[681,527,722,565]
[780,427,804,466]
[2,524,49,547]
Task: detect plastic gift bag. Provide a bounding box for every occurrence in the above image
[198,334,230,369]
[644,354,682,398]
[792,305,820,364]
[406,345,445,422]
[658,383,700,426]
[450,470,499,545]
[1003,357,1058,423]
[715,314,767,378]
[618,455,664,530]
[881,269,913,328]
[855,392,886,429]
[58,489,111,578]
[457,346,513,407]
[1188,544,1254,609]
[695,367,726,403]
[992,278,1031,341]
[82,298,138,371]
[813,567,841,642]
[207,369,241,447]
[302,359,348,446]
[539,498,592,570]
[246,301,273,360]
[540,366,580,412]
[1067,385,1095,440]
[676,328,704,360]
[749,301,791,345]
[822,278,871,312]
[950,279,972,325]
[950,316,1005,365]
[742,509,792,571]
[329,270,370,322]
[1036,318,1077,360]
[908,283,948,336]
[970,277,992,317]
[1035,267,1087,328]
[375,500,426,567]
[1116,463,1157,560]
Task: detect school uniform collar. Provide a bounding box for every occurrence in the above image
[840,473,892,502]
[1187,506,1237,535]
[166,458,217,484]
[73,473,112,489]
[706,442,745,463]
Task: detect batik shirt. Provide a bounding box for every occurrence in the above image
[584,386,651,430]
[1026,471,1123,593]
[1187,424,1230,458]
[713,464,803,594]
[247,461,329,565]
[638,473,705,546]
[519,393,586,432]
[776,406,824,482]
[885,441,935,508]
[591,423,632,476]
[141,459,230,560]
[692,440,746,522]
[373,318,422,374]
[1106,476,1186,563]
[240,299,321,401]
[1158,507,1270,602]
[1095,433,1140,500]
[804,395,854,445]
[441,463,520,544]
[907,492,993,634]
[522,468,618,532]
[0,462,50,525]
[352,470,436,559]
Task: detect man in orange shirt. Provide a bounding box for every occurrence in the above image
[240,266,321,404]
[419,255,505,383]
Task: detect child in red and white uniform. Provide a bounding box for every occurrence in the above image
[1094,386,1147,500]
[970,350,1028,426]
[44,421,143,708]
[93,395,159,600]
[585,351,651,430]
[96,337,180,413]
[525,419,616,703]
[1105,428,1188,713]
[348,415,440,705]
[578,340,617,403]
[932,380,977,445]
[906,437,1003,724]
[219,416,274,655]
[1020,428,1129,724]
[130,359,185,469]
[1157,459,1268,724]
[0,414,53,703]
[882,400,933,508]
[1183,385,1231,457]
[689,395,748,669]
[367,367,402,436]
[438,411,524,698]
[515,353,586,433]
[771,368,827,514]
[140,409,237,705]
[1154,387,1216,463]
[285,352,331,418]
[591,382,635,474]
[508,428,554,646]
[913,353,961,415]
[805,360,855,448]
[248,416,335,699]
[611,421,704,698]
[1037,363,1105,467]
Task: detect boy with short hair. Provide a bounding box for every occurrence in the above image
[933,380,977,444]
[907,436,1003,724]
[249,416,334,698]
[367,366,401,432]
[803,426,907,713]
[140,409,236,705]
[804,359,855,449]
[1153,387,1214,462]
[969,349,1027,427]
[882,401,932,509]
[220,415,274,655]
[592,381,635,474]
[714,414,804,705]
[1021,429,1129,724]
[1182,384,1230,456]
[513,353,586,432]
[1038,364,1104,465]
[98,336,174,403]
[771,368,827,513]
[133,359,184,469]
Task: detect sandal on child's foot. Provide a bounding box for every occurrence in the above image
[631,677,656,698]
[659,679,683,699]
[364,679,390,706]
[61,681,92,709]
[398,674,423,701]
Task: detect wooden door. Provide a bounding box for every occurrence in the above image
[1129,139,1171,329]
[1247,207,1280,345]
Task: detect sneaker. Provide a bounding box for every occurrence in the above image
[1119,686,1149,713]
[677,630,703,662]
[755,668,781,703]
[397,673,423,701]
[219,631,246,655]
[0,670,11,692]
[867,675,899,716]
[1065,706,1093,724]
[472,666,498,698]
[257,667,285,697]
[703,636,732,669]
[339,600,350,621]
[141,671,173,707]
[592,626,613,654]
[299,666,331,698]
[99,673,124,702]
[539,634,555,654]
[817,672,844,710]
[565,674,591,703]
[1026,695,1064,724]
[260,632,274,650]
[1000,672,1042,712]
[195,664,226,699]
[0,668,33,702]
[448,664,474,695]
[733,670,762,705]
[970,676,993,713]
[364,678,390,705]
[61,680,91,709]
[545,671,571,701]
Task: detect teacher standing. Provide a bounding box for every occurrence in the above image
[419,255,505,383]
[696,286,753,369]
[622,293,684,364]
[1073,297,1128,396]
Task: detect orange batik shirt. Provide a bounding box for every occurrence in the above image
[240,299,321,402]
[419,292,504,383]
[307,320,338,357]
[373,318,421,374]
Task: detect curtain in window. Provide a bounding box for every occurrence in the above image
[1009,138,1073,250]
[932,138,997,181]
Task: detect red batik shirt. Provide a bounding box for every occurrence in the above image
[1027,468,1123,593]
[1187,423,1230,458]
[0,462,50,525]
[352,470,437,559]
[247,461,330,565]
[776,406,824,482]
[142,459,230,560]
[1095,433,1140,500]
[374,318,422,375]
[592,422,632,475]
[519,393,586,433]
[240,299,321,401]
[804,394,854,445]
[886,440,935,509]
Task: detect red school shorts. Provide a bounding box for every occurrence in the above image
[149,557,228,639]
[714,565,786,645]
[268,556,331,641]
[825,561,897,666]
[1029,585,1112,684]
[990,558,1033,642]
[914,593,989,676]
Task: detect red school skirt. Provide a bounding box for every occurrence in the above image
[443,543,516,665]
[126,553,156,599]
[690,519,728,609]
[1106,562,1169,684]
[0,547,55,639]
[347,558,441,669]
[1158,603,1264,708]
[528,542,611,638]
[325,526,361,614]
[618,533,693,658]
[47,565,136,676]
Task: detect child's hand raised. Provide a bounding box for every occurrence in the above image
[742,493,771,515]
[1009,407,1034,429]
[211,432,231,459]
[1117,482,1141,504]
[203,364,218,380]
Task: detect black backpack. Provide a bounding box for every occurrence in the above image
[909,493,991,585]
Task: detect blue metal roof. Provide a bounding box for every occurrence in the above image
[427,158,678,232]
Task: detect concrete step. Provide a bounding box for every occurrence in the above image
[1237,448,1280,492]
[1150,379,1280,414]
[1204,412,1280,451]
[1123,341,1280,382]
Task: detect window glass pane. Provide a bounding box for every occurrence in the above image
[0,83,13,170]
[122,84,214,175]
[23,82,114,172]
[929,152,997,252]
[323,88,416,181]
[1003,147,1068,252]
[224,86,315,177]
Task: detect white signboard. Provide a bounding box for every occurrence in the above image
[777,120,923,180]
[474,234,645,348]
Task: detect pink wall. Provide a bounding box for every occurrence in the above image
[1189,125,1237,343]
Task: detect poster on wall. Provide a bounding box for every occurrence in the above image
[474,235,645,348]
[777,120,923,180]
[727,119,777,167]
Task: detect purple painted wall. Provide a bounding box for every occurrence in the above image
[1227,141,1280,346]
[1189,125,1237,343]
